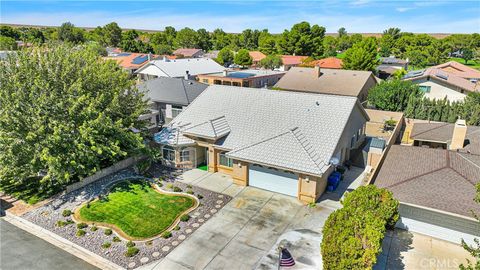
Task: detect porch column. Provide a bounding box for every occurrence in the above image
[207,146,218,173]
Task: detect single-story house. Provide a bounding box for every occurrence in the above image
[173,48,204,58]
[203,50,220,60]
[373,144,480,245]
[403,68,478,102]
[377,57,408,79]
[432,61,480,82]
[154,85,369,203]
[135,58,225,80]
[311,57,343,69]
[196,69,286,88]
[248,51,267,67]
[277,55,309,71]
[274,66,378,103]
[104,52,174,75]
[138,77,209,125]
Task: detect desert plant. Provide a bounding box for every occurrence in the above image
[166,183,174,189]
[126,240,135,248]
[76,229,86,237]
[173,186,182,192]
[90,225,98,231]
[112,236,121,242]
[125,247,139,257]
[56,220,67,227]
[186,189,194,195]
[76,222,88,229]
[104,228,112,235]
[197,194,204,199]
[173,225,180,231]
[180,214,190,222]
[162,231,172,239]
[102,242,111,249]
[62,209,72,217]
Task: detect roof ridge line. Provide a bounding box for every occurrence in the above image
[209,119,217,137]
[228,130,292,154]
[289,127,328,171]
[412,122,451,139]
[180,79,190,104]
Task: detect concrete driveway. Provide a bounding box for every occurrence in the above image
[140,169,339,270]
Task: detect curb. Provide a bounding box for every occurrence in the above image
[3,211,125,270]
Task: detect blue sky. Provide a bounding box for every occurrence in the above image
[1,1,479,33]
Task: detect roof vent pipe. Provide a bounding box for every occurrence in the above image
[185,70,190,80]
[314,65,321,77]
[223,70,228,77]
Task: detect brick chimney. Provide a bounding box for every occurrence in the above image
[450,119,467,150]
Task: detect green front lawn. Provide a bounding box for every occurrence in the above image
[78,180,195,239]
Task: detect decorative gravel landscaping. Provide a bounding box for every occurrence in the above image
[77,179,197,239]
[22,167,232,269]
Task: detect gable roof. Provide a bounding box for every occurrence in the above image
[135,58,225,78]
[173,48,203,57]
[104,52,163,70]
[404,68,478,93]
[274,67,375,97]
[138,77,208,106]
[249,51,266,62]
[373,145,480,218]
[432,61,480,79]
[182,116,231,140]
[312,57,343,69]
[155,85,368,176]
[281,55,308,66]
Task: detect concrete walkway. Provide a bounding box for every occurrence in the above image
[0,218,99,270]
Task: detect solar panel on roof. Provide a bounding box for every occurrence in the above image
[227,72,256,78]
[131,55,148,65]
[117,53,132,56]
[403,69,425,79]
[435,71,449,80]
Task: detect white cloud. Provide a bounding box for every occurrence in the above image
[396,7,414,12]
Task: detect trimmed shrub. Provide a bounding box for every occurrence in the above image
[180,214,190,222]
[56,220,67,227]
[126,240,135,248]
[197,194,204,200]
[125,247,139,257]
[65,219,74,225]
[112,236,121,242]
[90,225,98,231]
[157,182,163,187]
[162,231,172,239]
[62,209,72,217]
[102,242,111,249]
[76,229,86,237]
[187,184,192,189]
[145,240,153,246]
[321,185,399,270]
[173,225,180,231]
[166,183,174,189]
[186,189,194,195]
[173,186,182,192]
[104,228,112,235]
[76,222,88,229]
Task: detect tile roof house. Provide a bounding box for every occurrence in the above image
[377,57,408,79]
[311,57,343,69]
[248,51,266,66]
[196,69,286,88]
[154,85,369,202]
[135,57,225,80]
[173,48,204,58]
[274,66,378,102]
[278,55,309,71]
[104,52,174,74]
[138,77,208,125]
[432,61,480,81]
[403,67,479,102]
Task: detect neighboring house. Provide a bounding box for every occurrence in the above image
[278,55,308,71]
[196,69,286,88]
[311,57,343,69]
[432,61,480,82]
[249,51,266,66]
[173,48,204,58]
[372,120,480,245]
[138,77,208,125]
[274,66,378,103]
[203,50,219,60]
[154,85,369,203]
[105,47,123,57]
[135,58,225,80]
[403,68,478,102]
[104,52,170,74]
[377,57,408,79]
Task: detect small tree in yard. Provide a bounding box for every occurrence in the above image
[0,43,148,201]
[342,37,379,71]
[259,55,283,70]
[367,80,423,112]
[234,49,253,67]
[462,48,474,65]
[321,185,399,270]
[216,47,234,66]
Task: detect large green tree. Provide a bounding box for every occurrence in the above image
[0,44,148,201]
[58,22,85,44]
[368,80,423,112]
[103,22,122,47]
[0,36,18,50]
[234,49,252,66]
[277,21,325,58]
[216,47,234,65]
[175,27,199,48]
[342,37,379,71]
[259,55,283,70]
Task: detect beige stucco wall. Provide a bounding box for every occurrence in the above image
[414,78,467,102]
[232,161,249,186]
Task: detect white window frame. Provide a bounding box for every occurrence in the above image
[218,153,233,167]
[180,149,190,162]
[162,146,175,162]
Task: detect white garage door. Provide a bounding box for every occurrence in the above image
[249,165,298,197]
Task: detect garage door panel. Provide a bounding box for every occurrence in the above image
[249,165,298,197]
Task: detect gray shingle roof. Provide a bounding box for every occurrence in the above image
[136,58,225,78]
[182,116,231,139]
[156,85,367,176]
[138,77,208,106]
[373,145,480,218]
